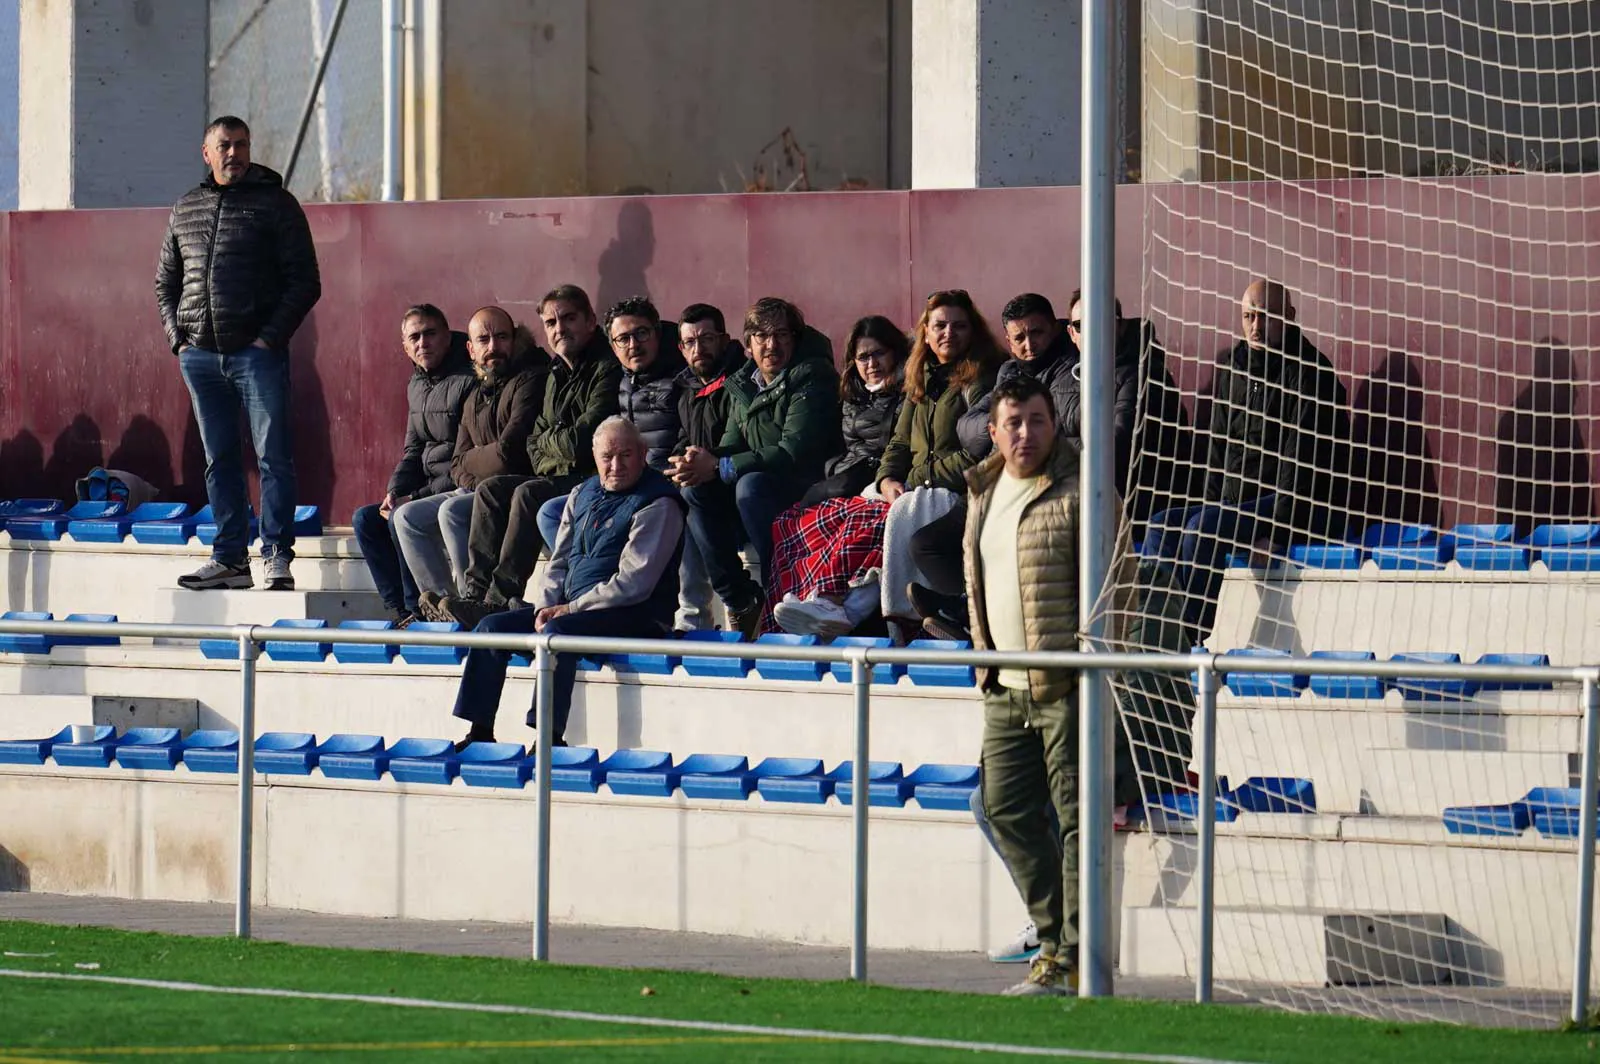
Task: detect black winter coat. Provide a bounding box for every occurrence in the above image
[959,329,1098,460]
[827,377,903,477]
[1203,327,1350,539]
[388,334,477,500]
[672,342,747,453]
[618,346,687,471]
[155,164,321,355]
[528,331,623,479]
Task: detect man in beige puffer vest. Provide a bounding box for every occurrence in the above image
[963,374,1082,997]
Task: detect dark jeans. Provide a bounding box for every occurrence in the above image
[909,503,968,597]
[682,472,800,609]
[450,605,665,743]
[178,345,296,564]
[1143,493,1278,636]
[353,503,419,614]
[463,474,579,604]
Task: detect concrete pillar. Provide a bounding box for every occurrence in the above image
[910,0,1085,189]
[17,0,206,210]
[0,0,17,209]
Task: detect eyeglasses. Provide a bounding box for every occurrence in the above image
[853,348,891,364]
[681,334,723,349]
[749,328,794,344]
[1067,319,1083,331]
[611,328,655,348]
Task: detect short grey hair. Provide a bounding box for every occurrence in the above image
[592,415,643,449]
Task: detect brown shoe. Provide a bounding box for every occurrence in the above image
[726,598,763,642]
[437,595,501,631]
[417,591,446,622]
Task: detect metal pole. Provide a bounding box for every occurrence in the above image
[1194,663,1220,1004]
[1571,674,1600,1025]
[1077,0,1118,1001]
[381,0,403,200]
[234,629,260,939]
[850,651,872,982]
[284,0,350,189]
[532,638,555,962]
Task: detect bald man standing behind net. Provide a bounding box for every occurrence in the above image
[1142,279,1350,643]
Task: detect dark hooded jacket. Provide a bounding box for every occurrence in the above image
[827,371,904,478]
[879,357,1000,493]
[673,341,747,453]
[618,343,687,471]
[450,327,550,489]
[389,331,477,499]
[155,163,321,355]
[528,329,624,479]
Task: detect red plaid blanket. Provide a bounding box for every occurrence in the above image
[760,496,890,632]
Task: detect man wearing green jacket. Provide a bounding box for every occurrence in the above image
[675,297,840,638]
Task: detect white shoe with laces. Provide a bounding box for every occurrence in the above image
[262,553,295,591]
[987,921,1041,963]
[773,595,851,636]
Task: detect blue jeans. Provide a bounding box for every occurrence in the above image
[353,504,420,614]
[179,345,296,564]
[536,491,569,555]
[682,472,797,609]
[1143,493,1278,635]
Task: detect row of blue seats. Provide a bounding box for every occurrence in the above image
[1443,787,1589,839]
[0,726,981,809]
[1230,522,1600,572]
[1146,775,1316,822]
[1211,649,1551,700]
[0,500,322,544]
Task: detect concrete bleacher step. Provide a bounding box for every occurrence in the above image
[1120,906,1457,986]
[0,693,199,735]
[150,588,386,630]
[1360,748,1574,816]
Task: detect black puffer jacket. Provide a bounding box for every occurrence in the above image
[672,342,747,453]
[527,330,623,479]
[827,374,903,477]
[155,164,321,355]
[959,329,1091,459]
[1203,326,1350,539]
[389,333,477,500]
[618,345,687,471]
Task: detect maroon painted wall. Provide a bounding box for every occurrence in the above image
[2,179,1597,528]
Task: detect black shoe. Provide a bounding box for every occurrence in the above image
[178,559,254,591]
[391,609,419,630]
[454,723,495,753]
[907,582,970,641]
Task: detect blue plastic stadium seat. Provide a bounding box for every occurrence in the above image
[330,619,398,664]
[1362,523,1447,570]
[831,761,909,807]
[1476,652,1552,692]
[1289,540,1363,569]
[0,499,65,530]
[386,737,459,784]
[1308,650,1385,699]
[55,613,120,648]
[0,724,77,765]
[677,754,754,800]
[399,621,466,666]
[1389,652,1475,701]
[906,763,981,810]
[549,746,605,792]
[131,504,210,545]
[752,757,831,804]
[457,742,530,788]
[1531,523,1600,571]
[0,611,54,654]
[1232,776,1317,813]
[1221,648,1306,698]
[511,650,607,672]
[179,730,241,773]
[1522,786,1583,838]
[263,618,332,662]
[113,727,185,770]
[753,633,827,682]
[292,505,323,538]
[827,636,904,685]
[254,732,320,774]
[680,629,751,678]
[1153,791,1241,822]
[601,749,678,796]
[8,501,123,542]
[905,639,976,687]
[614,643,681,675]
[197,506,257,547]
[315,735,388,779]
[1449,524,1527,571]
[51,726,125,768]
[1442,802,1530,836]
[199,634,243,660]
[68,502,189,543]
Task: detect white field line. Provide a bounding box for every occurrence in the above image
[0,968,1268,1064]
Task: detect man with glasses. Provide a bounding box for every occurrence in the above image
[676,297,840,639]
[425,284,621,630]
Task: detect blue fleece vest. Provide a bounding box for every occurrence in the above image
[563,466,684,626]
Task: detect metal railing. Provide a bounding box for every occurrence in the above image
[0,616,1596,1022]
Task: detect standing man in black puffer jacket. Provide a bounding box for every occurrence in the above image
[156,116,321,592]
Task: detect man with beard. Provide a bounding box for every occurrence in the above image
[394,306,547,605]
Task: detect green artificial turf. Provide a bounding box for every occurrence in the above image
[0,920,1596,1062]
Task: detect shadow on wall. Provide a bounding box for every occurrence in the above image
[0,845,28,891]
[106,414,177,500]
[1348,351,1442,530]
[289,315,335,515]
[42,414,105,494]
[596,197,655,313]
[0,430,44,499]
[1496,340,1594,537]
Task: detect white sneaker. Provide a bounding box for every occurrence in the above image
[177,558,253,591]
[773,596,851,636]
[263,554,295,591]
[987,921,1041,963]
[1002,952,1076,996]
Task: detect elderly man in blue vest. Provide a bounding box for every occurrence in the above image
[449,415,685,750]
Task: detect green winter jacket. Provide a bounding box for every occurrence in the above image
[876,358,999,493]
[526,330,623,479]
[716,334,841,492]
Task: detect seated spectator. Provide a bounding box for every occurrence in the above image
[667,304,746,631]
[1143,279,1349,641]
[424,284,621,629]
[394,306,546,605]
[872,289,1003,642]
[353,304,476,626]
[534,296,687,549]
[759,315,909,636]
[449,417,684,750]
[676,298,841,639]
